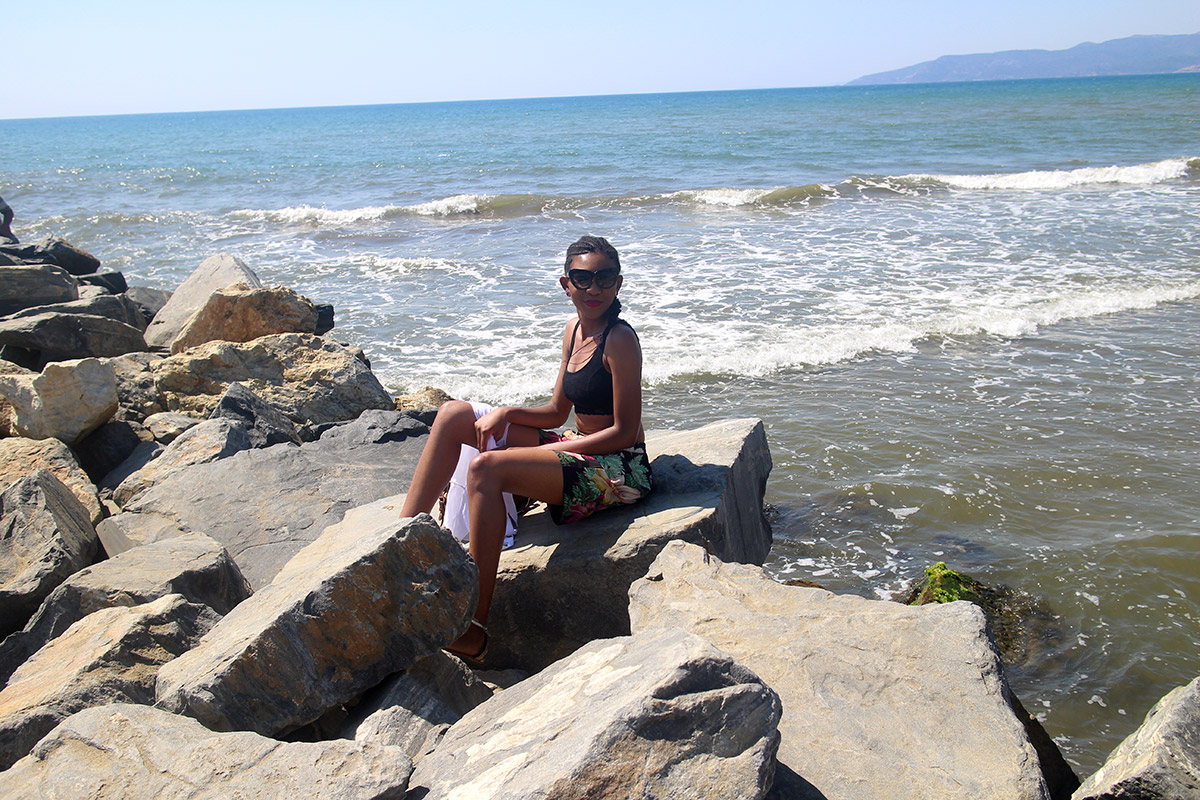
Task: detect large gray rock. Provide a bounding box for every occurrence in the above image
[171,283,319,354]
[97,440,162,495]
[0,311,146,364]
[124,285,172,327]
[105,351,167,422]
[0,594,218,770]
[0,436,104,524]
[340,650,495,764]
[629,541,1075,800]
[0,263,78,316]
[149,332,393,433]
[484,417,773,672]
[2,235,101,276]
[410,627,782,800]
[208,381,301,448]
[2,703,413,799]
[0,357,118,444]
[72,418,148,483]
[155,514,477,737]
[96,411,428,588]
[143,253,262,350]
[0,469,98,639]
[1073,675,1200,800]
[0,532,250,684]
[113,418,251,506]
[2,293,146,330]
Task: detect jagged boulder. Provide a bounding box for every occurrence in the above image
[0,311,146,364]
[409,627,782,800]
[0,360,35,436]
[143,253,262,350]
[2,293,144,329]
[155,514,477,736]
[483,417,773,672]
[124,285,172,327]
[112,418,251,507]
[2,703,413,799]
[105,351,167,422]
[140,410,200,443]
[0,594,218,770]
[0,469,98,639]
[171,283,319,353]
[0,236,102,276]
[0,436,105,524]
[97,440,162,496]
[96,411,428,589]
[1073,675,1200,800]
[0,357,118,445]
[629,541,1079,800]
[339,650,495,764]
[71,419,148,483]
[208,381,301,448]
[76,271,128,294]
[0,532,250,685]
[149,332,393,434]
[0,263,78,316]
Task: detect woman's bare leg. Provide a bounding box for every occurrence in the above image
[399,400,478,517]
[448,445,564,657]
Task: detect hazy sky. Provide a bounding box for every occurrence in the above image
[3,0,1198,119]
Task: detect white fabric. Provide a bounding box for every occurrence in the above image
[440,402,519,550]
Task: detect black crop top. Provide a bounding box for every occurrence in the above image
[562,319,633,415]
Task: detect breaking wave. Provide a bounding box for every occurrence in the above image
[227,157,1198,228]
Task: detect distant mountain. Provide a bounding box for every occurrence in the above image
[848,32,1200,85]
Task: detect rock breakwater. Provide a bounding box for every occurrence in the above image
[0,230,1195,798]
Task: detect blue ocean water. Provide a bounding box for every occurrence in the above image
[3,73,1199,773]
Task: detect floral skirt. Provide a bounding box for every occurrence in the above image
[539,430,652,525]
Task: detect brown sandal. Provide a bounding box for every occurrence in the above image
[445,618,488,666]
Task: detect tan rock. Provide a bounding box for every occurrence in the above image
[0,436,104,524]
[0,594,218,769]
[409,628,782,800]
[149,332,393,430]
[394,385,453,413]
[0,532,251,685]
[484,417,773,672]
[113,418,249,507]
[155,514,477,736]
[143,253,262,350]
[629,541,1069,800]
[0,469,98,638]
[2,703,413,799]
[0,360,35,437]
[170,284,319,354]
[0,357,118,445]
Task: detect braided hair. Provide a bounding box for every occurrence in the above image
[564,235,622,322]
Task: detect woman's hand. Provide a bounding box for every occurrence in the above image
[474,406,511,451]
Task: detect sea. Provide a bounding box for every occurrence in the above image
[3,73,1198,774]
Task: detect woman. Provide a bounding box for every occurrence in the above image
[399,235,651,663]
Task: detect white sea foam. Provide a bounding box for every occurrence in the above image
[672,188,777,207]
[405,194,485,216]
[229,204,400,226]
[910,157,1196,191]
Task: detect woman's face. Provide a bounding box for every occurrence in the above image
[561,251,622,322]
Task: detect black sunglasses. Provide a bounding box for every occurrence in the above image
[567,267,620,290]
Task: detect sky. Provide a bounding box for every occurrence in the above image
[2,0,1198,120]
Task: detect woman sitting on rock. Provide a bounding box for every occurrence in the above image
[399,235,651,664]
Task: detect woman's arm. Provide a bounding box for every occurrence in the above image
[539,323,642,455]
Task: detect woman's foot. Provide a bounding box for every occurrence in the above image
[445,618,488,666]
